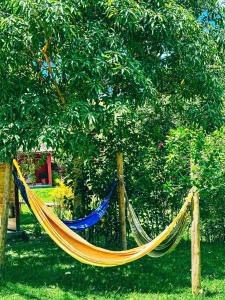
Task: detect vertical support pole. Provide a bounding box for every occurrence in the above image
[0,163,12,281]
[47,153,52,186]
[191,189,201,295]
[14,184,20,232]
[190,158,201,296]
[116,152,127,250]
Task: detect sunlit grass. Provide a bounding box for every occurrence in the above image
[23,187,56,203]
[2,189,225,299]
[2,237,225,299]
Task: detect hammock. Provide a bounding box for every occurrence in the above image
[13,170,116,232]
[127,191,191,257]
[61,182,116,231]
[13,159,193,267]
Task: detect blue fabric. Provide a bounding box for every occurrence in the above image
[13,170,31,209]
[13,170,116,232]
[63,182,117,231]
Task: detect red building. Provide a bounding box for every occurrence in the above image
[32,152,52,186]
[19,145,53,187]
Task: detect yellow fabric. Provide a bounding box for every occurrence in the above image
[13,159,193,267]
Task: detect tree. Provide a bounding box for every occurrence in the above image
[0,0,224,272]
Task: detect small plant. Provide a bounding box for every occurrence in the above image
[51,179,78,219]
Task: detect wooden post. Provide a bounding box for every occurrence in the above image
[116,152,127,250]
[47,153,52,186]
[14,184,20,232]
[0,163,12,281]
[191,189,201,295]
[190,158,201,295]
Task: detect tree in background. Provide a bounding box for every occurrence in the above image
[163,127,225,242]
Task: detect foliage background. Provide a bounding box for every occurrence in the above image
[0,0,224,245]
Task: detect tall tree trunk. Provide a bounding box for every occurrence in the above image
[0,163,12,281]
[116,152,127,250]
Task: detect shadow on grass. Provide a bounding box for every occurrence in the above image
[2,234,225,298]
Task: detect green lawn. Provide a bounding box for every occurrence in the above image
[29,187,56,203]
[19,187,55,205]
[1,195,225,299]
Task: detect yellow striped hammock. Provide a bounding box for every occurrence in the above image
[13,159,194,267]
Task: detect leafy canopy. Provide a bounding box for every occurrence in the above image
[0,0,224,161]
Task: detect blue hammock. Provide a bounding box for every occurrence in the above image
[62,182,116,231]
[13,170,116,232]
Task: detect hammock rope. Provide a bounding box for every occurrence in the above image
[13,170,116,231]
[13,159,194,267]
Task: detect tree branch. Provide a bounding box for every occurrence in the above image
[42,39,66,106]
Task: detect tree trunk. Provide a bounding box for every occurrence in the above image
[0,163,12,281]
[116,152,127,250]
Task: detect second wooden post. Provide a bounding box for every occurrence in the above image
[191,189,201,296]
[0,163,12,281]
[116,152,127,250]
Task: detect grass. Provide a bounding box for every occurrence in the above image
[30,187,56,203]
[1,190,225,299]
[19,187,55,206]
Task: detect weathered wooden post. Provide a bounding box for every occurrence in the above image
[190,160,201,295]
[191,189,201,295]
[0,163,12,281]
[15,184,20,232]
[116,152,127,250]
